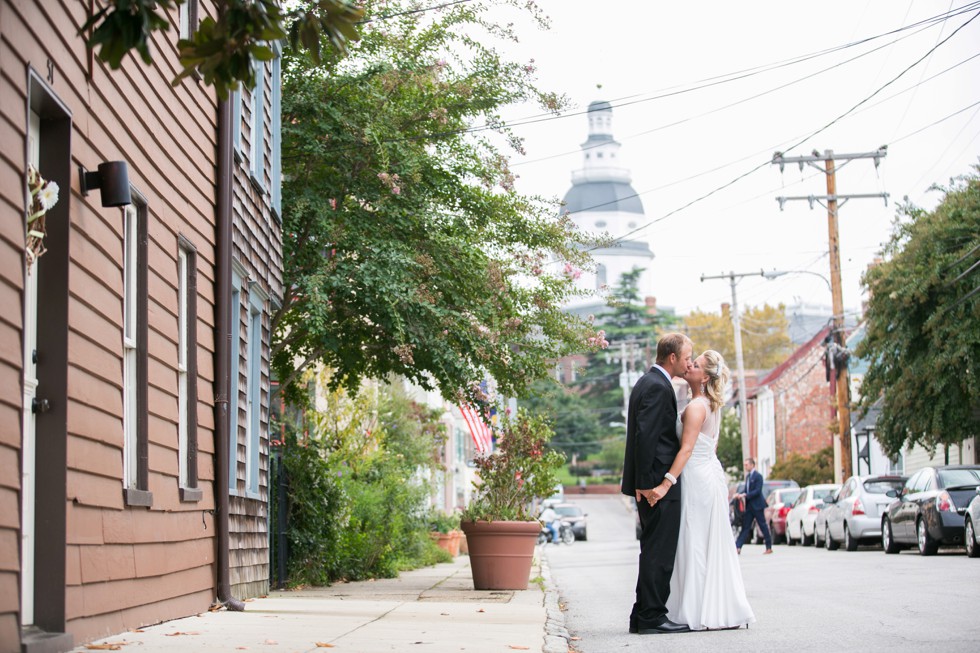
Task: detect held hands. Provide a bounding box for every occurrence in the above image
[636,482,670,506]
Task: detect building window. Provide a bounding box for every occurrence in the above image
[271,41,282,219]
[245,285,268,498]
[232,90,243,157]
[123,200,151,507]
[178,0,198,39]
[249,60,266,188]
[177,238,202,502]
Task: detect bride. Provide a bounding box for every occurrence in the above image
[664,350,755,630]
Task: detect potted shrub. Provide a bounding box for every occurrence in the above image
[428,510,462,556]
[460,409,565,590]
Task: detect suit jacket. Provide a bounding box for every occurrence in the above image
[744,469,767,511]
[621,367,681,502]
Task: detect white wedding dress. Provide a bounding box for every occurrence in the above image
[666,396,756,630]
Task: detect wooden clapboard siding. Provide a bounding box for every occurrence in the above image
[0,1,28,642]
[0,0,226,645]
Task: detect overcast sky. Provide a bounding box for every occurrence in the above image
[490,0,980,317]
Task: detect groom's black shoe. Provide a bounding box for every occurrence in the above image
[637,619,691,635]
[629,617,638,634]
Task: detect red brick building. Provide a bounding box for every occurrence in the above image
[746,326,835,475]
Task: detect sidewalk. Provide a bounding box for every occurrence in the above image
[71,552,570,653]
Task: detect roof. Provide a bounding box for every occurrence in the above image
[562,180,644,215]
[751,324,832,395]
[588,100,612,113]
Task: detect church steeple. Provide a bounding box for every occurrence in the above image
[580,100,630,183]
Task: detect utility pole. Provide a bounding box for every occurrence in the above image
[700,269,767,464]
[772,148,888,482]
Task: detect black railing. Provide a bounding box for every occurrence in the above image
[269,449,289,589]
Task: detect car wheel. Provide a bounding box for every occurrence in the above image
[814,526,823,547]
[562,529,575,546]
[966,517,979,559]
[882,518,900,554]
[917,518,938,556]
[787,527,797,546]
[844,524,859,552]
[826,525,839,551]
[580,530,588,542]
[801,523,814,547]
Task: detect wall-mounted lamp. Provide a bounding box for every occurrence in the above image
[79,161,131,207]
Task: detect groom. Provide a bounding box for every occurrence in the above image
[622,333,693,635]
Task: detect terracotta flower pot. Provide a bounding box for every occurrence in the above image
[449,530,461,556]
[430,531,456,556]
[460,520,540,590]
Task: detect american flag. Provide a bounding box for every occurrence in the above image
[458,403,493,453]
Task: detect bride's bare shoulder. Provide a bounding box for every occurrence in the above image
[681,399,707,422]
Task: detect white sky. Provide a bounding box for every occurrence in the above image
[491,0,980,316]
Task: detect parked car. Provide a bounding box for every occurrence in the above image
[881,465,980,556]
[730,479,799,538]
[761,488,802,545]
[821,475,906,551]
[813,492,835,548]
[786,483,840,546]
[965,487,980,558]
[552,502,588,541]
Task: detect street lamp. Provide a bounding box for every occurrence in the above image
[761,269,832,292]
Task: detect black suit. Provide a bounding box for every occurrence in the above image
[621,366,682,629]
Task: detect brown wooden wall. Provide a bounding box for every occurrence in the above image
[1,0,223,646]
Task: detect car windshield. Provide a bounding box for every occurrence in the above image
[938,469,980,488]
[864,479,904,494]
[779,490,801,504]
[812,488,835,501]
[555,506,582,517]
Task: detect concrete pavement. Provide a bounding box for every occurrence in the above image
[70,552,571,653]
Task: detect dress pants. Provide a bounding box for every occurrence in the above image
[631,497,682,628]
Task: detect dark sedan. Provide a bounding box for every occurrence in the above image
[552,502,588,541]
[881,465,980,556]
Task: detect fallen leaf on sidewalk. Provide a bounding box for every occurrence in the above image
[263,639,278,645]
[208,604,224,612]
[130,629,144,633]
[235,647,249,650]
[314,643,335,648]
[507,646,530,650]
[164,631,199,636]
[570,636,581,641]
[84,644,126,651]
[477,609,485,613]
[440,613,449,616]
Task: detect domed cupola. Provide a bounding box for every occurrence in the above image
[561,100,644,216]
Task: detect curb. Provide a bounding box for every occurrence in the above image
[538,547,571,653]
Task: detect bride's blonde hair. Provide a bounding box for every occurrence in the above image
[701,350,731,412]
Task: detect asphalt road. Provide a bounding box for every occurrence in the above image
[543,494,980,653]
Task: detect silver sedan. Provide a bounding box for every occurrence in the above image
[821,474,906,551]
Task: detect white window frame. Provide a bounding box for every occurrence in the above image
[179,1,191,39]
[232,90,243,156]
[245,285,267,498]
[123,204,138,489]
[177,247,189,487]
[249,60,266,187]
[271,41,282,217]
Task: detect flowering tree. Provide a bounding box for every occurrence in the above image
[857,169,980,457]
[273,0,603,406]
[81,0,363,98]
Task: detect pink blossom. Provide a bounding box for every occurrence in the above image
[391,186,401,195]
[329,198,337,210]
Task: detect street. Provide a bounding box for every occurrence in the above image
[544,495,980,652]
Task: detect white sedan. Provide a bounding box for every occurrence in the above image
[786,483,840,546]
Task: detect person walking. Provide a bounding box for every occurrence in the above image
[735,458,773,554]
[621,333,693,635]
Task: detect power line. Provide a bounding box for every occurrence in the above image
[358,0,476,24]
[581,8,980,251]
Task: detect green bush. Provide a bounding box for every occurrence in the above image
[280,380,449,586]
[769,446,834,486]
